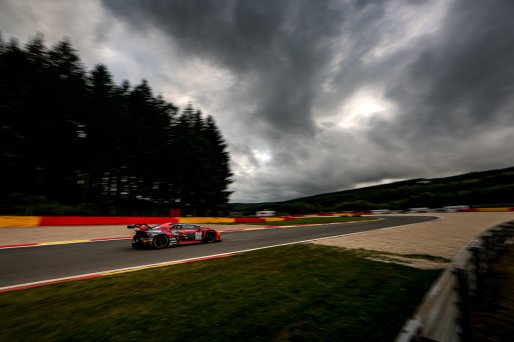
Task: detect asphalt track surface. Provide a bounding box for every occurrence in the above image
[0,216,435,287]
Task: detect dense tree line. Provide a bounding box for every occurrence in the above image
[0,34,232,215]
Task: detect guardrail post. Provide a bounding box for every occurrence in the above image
[468,246,481,298]
[492,227,505,256]
[482,233,496,261]
[497,227,509,254]
[506,223,514,246]
[454,267,472,342]
[505,223,514,246]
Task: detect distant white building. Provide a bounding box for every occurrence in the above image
[408,207,431,213]
[443,205,470,212]
[371,209,390,214]
[256,210,276,217]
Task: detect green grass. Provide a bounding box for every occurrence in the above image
[0,244,439,341]
[244,216,377,226]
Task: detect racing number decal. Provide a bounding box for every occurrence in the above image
[195,232,203,240]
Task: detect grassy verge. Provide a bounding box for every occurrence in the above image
[0,244,439,341]
[243,216,377,226]
[471,247,514,341]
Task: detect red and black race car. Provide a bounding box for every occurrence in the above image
[128,222,222,249]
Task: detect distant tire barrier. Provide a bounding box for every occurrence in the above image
[232,217,267,223]
[39,216,181,226]
[0,216,41,228]
[458,207,514,212]
[0,216,295,228]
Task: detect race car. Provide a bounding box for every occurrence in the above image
[127,222,222,249]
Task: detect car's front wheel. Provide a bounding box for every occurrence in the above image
[153,235,169,249]
[203,231,217,243]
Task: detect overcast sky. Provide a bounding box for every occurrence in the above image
[1,0,514,203]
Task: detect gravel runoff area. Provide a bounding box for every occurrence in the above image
[313,212,514,269]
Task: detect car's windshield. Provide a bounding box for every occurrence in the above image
[171,224,200,230]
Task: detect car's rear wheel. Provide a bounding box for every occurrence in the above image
[132,237,142,249]
[153,235,169,249]
[203,231,217,243]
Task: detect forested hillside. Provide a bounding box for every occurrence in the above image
[232,166,514,214]
[0,34,232,216]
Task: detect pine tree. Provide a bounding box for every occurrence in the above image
[203,115,233,212]
[0,33,232,215]
[82,64,123,203]
[40,38,88,203]
[0,37,33,195]
[170,105,232,215]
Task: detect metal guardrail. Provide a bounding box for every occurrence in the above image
[395,220,514,342]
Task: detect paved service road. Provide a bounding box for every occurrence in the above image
[0,216,435,287]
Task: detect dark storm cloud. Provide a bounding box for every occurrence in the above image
[100,0,391,201]
[384,0,514,141]
[98,0,514,202]
[101,0,354,138]
[353,0,514,183]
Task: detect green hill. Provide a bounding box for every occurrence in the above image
[231,166,514,214]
